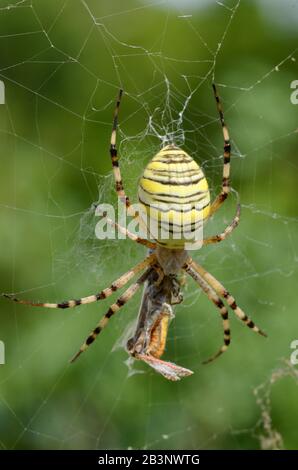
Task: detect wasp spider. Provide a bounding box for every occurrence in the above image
[4,85,266,381]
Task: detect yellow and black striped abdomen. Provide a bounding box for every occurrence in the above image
[138,144,210,248]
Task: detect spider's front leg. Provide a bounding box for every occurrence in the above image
[183,257,266,365]
[70,266,154,363]
[189,259,267,337]
[3,254,156,309]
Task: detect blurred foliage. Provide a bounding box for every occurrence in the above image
[0,0,298,450]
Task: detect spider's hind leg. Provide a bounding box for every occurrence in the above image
[110,90,138,220]
[209,83,231,217]
[203,203,240,246]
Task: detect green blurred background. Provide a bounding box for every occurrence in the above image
[0,0,298,450]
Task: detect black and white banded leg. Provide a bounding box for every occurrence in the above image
[209,83,231,217]
[183,262,231,364]
[3,254,156,310]
[189,259,267,337]
[203,203,240,246]
[70,267,153,362]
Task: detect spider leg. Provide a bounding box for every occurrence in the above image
[183,261,231,364]
[105,215,156,249]
[203,203,240,246]
[110,90,127,207]
[110,89,136,218]
[187,259,267,337]
[70,267,153,362]
[3,254,156,309]
[209,83,231,217]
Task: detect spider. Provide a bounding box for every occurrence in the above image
[4,84,266,381]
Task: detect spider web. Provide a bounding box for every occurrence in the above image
[0,0,298,450]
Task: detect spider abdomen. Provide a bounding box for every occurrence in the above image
[138,144,210,248]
